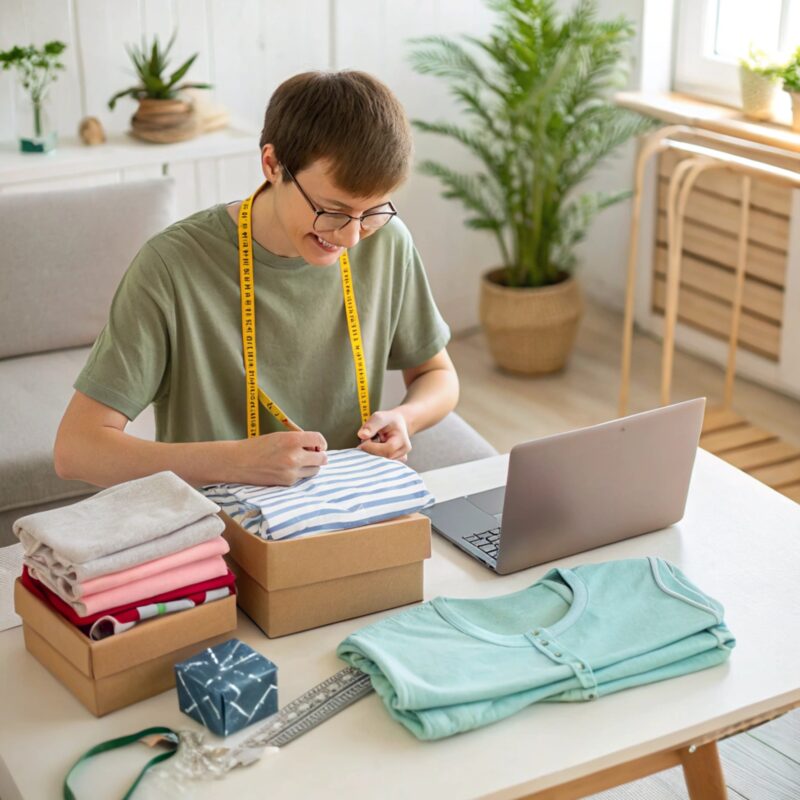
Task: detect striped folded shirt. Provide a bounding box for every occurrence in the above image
[202,449,435,540]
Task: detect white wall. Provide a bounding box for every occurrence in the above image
[0,0,651,332]
[568,0,649,312]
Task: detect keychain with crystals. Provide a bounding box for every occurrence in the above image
[64,667,374,796]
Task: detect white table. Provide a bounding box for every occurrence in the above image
[1,449,799,800]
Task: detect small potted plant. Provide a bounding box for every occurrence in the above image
[409,0,652,374]
[108,33,211,143]
[739,45,782,121]
[780,46,800,132]
[0,40,66,153]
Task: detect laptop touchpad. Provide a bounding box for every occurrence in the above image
[424,498,499,537]
[468,486,505,517]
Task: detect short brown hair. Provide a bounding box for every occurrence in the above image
[259,70,412,197]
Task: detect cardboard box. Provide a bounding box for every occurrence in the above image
[14,579,238,716]
[222,512,431,637]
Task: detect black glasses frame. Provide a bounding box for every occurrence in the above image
[281,164,398,233]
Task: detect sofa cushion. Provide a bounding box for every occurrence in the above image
[0,347,155,544]
[0,179,175,359]
[381,372,498,470]
[406,412,497,472]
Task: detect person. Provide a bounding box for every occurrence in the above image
[54,70,459,490]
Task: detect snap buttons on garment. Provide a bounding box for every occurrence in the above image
[554,652,562,658]
[541,640,549,646]
[532,629,541,636]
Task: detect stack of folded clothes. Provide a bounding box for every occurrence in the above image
[14,471,235,640]
[203,448,435,541]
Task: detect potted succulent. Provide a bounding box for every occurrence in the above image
[780,47,800,132]
[410,0,652,374]
[0,40,67,153]
[739,46,782,121]
[108,33,211,143]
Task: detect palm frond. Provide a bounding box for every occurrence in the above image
[419,159,511,265]
[408,35,504,98]
[408,0,650,284]
[563,108,655,189]
[412,119,509,194]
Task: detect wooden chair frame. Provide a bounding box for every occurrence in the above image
[619,126,800,416]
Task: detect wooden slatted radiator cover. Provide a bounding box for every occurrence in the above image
[652,150,789,362]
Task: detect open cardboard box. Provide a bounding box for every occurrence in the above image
[221,512,431,637]
[14,579,237,716]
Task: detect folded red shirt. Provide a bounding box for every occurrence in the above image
[21,566,236,627]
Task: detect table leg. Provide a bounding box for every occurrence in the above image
[679,741,728,800]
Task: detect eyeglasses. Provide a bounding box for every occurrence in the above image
[282,164,398,234]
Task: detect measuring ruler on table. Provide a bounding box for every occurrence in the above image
[236,666,374,751]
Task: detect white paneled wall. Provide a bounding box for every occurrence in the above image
[0,0,504,332]
[0,0,336,138]
[0,0,642,334]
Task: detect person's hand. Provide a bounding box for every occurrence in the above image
[230,431,327,485]
[357,410,411,461]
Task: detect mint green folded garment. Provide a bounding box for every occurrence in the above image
[337,558,735,740]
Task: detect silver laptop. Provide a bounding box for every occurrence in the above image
[422,398,706,574]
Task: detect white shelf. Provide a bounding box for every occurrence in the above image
[0,127,258,186]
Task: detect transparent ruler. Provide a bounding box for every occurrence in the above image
[234,666,374,753]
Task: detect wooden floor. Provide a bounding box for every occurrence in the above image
[447,300,800,800]
[447,301,800,457]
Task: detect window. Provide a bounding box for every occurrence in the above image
[673,0,800,106]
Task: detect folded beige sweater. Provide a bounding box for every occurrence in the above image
[14,471,224,581]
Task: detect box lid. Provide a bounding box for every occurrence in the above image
[222,512,431,591]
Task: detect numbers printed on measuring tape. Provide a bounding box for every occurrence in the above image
[238,187,371,438]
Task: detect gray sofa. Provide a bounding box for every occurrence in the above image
[0,180,495,546]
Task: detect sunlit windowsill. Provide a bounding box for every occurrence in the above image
[615,91,800,159]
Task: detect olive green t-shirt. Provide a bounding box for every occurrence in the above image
[74,204,450,449]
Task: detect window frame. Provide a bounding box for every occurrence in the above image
[673,0,797,106]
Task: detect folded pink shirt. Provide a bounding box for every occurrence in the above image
[76,537,229,599]
[74,555,229,617]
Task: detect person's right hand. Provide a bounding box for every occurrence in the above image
[229,431,328,486]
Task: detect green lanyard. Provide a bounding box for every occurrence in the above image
[63,726,180,800]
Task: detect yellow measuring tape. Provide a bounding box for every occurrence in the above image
[238,185,371,439]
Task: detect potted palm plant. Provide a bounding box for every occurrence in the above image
[108,33,211,143]
[0,41,66,153]
[410,0,652,374]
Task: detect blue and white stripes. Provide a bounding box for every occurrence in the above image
[202,449,435,540]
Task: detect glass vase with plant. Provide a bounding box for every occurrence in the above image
[0,41,67,153]
[108,33,211,143]
[409,0,652,374]
[738,45,782,121]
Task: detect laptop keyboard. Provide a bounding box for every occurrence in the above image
[463,528,501,561]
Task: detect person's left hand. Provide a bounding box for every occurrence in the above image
[357,410,411,461]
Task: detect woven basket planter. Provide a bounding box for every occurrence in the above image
[739,66,780,121]
[130,97,200,143]
[479,268,584,375]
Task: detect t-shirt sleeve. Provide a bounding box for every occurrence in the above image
[73,242,174,421]
[386,244,451,371]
